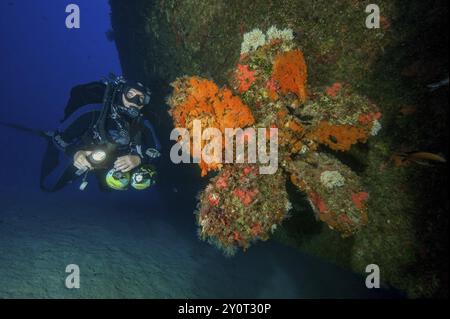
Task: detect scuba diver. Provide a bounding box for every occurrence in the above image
[43,75,161,192]
[1,75,161,192]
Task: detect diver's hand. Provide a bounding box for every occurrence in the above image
[73,150,93,170]
[114,155,141,172]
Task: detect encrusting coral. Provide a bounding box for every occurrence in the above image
[196,164,290,256]
[311,121,368,151]
[288,152,369,236]
[168,76,255,176]
[234,64,257,93]
[272,50,308,102]
[167,26,382,254]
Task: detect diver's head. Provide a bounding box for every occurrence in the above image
[121,81,151,109]
[116,80,151,119]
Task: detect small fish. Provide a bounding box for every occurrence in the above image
[427,77,449,91]
[399,106,417,115]
[407,152,447,163]
[392,151,447,166]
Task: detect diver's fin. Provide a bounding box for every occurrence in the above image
[0,121,49,139]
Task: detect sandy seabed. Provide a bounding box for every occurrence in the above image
[0,188,399,298]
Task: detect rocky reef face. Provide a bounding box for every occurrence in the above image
[109,0,448,298]
[110,0,393,87]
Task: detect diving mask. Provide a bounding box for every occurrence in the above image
[125,91,147,107]
[123,83,151,107]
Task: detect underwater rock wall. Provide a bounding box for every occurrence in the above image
[109,0,393,87]
[109,0,448,298]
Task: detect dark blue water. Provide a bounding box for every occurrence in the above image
[0,0,120,194]
[0,1,402,298]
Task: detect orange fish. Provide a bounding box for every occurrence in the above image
[392,151,446,166]
[399,106,417,115]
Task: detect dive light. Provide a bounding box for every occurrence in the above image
[78,149,107,191]
[88,149,107,165]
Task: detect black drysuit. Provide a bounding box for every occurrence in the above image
[40,81,161,192]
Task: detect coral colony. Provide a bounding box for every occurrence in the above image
[169,119,279,175]
[168,26,382,256]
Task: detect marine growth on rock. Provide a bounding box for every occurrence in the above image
[167,27,382,255]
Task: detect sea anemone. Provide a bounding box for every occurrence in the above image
[266,26,294,42]
[370,119,382,136]
[320,170,345,189]
[241,28,266,54]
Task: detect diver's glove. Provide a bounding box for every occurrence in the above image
[145,148,161,159]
